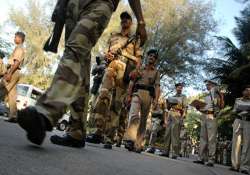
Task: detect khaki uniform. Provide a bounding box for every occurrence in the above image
[0,59,6,76]
[231,98,244,170]
[93,32,142,143]
[233,97,250,173]
[199,87,221,163]
[124,66,160,149]
[35,0,118,140]
[148,97,166,148]
[164,94,187,157]
[6,44,25,119]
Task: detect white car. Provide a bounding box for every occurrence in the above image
[16,84,44,110]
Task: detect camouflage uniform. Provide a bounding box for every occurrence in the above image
[115,104,128,145]
[35,0,118,141]
[93,32,142,144]
[148,97,166,148]
[5,44,25,119]
[164,93,187,157]
[124,65,160,150]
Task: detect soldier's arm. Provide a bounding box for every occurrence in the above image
[127,80,135,97]
[182,96,188,118]
[128,0,147,46]
[4,48,23,81]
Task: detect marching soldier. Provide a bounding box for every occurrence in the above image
[230,86,250,174]
[17,0,147,147]
[124,49,161,153]
[146,96,166,154]
[162,83,187,159]
[88,11,143,149]
[88,56,106,129]
[194,80,224,167]
[4,32,25,123]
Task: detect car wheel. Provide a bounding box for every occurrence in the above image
[58,120,68,131]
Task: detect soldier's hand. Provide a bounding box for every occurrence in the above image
[4,73,11,82]
[136,22,147,46]
[105,52,115,61]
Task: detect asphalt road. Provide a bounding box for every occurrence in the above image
[0,118,243,175]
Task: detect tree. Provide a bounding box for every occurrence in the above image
[142,0,217,92]
[8,0,59,89]
[209,4,250,106]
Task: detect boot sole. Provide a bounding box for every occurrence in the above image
[17,108,46,145]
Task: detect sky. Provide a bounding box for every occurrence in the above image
[0,0,246,95]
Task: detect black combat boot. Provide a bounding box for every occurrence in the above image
[5,117,17,123]
[124,140,135,151]
[17,107,53,145]
[145,147,155,154]
[50,134,85,148]
[86,133,103,144]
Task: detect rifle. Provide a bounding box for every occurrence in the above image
[43,0,69,53]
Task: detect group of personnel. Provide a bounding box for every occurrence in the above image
[1,0,247,174]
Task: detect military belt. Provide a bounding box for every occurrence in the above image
[134,84,155,97]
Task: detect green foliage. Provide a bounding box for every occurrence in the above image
[184,109,201,142]
[209,5,250,106]
[8,0,60,89]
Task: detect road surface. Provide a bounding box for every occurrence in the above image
[0,118,242,175]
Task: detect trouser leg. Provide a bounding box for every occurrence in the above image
[241,120,250,172]
[6,71,20,119]
[199,116,208,161]
[231,119,242,170]
[35,0,113,132]
[207,114,217,163]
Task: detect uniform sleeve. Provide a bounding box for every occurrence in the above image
[154,71,161,86]
[135,41,143,58]
[182,95,188,109]
[232,99,239,113]
[12,47,24,63]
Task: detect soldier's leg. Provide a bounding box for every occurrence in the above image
[125,95,141,142]
[207,115,217,164]
[149,118,161,147]
[92,68,115,141]
[116,105,128,146]
[240,120,250,173]
[18,0,114,146]
[171,114,181,157]
[105,87,126,144]
[199,116,208,162]
[6,71,20,119]
[231,119,242,170]
[163,117,172,156]
[135,93,151,150]
[67,62,90,140]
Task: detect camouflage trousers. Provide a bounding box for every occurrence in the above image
[35,0,113,140]
[148,118,162,147]
[124,90,152,149]
[164,111,182,156]
[115,105,128,144]
[93,59,128,143]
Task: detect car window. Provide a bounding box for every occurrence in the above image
[31,90,42,100]
[17,85,29,97]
